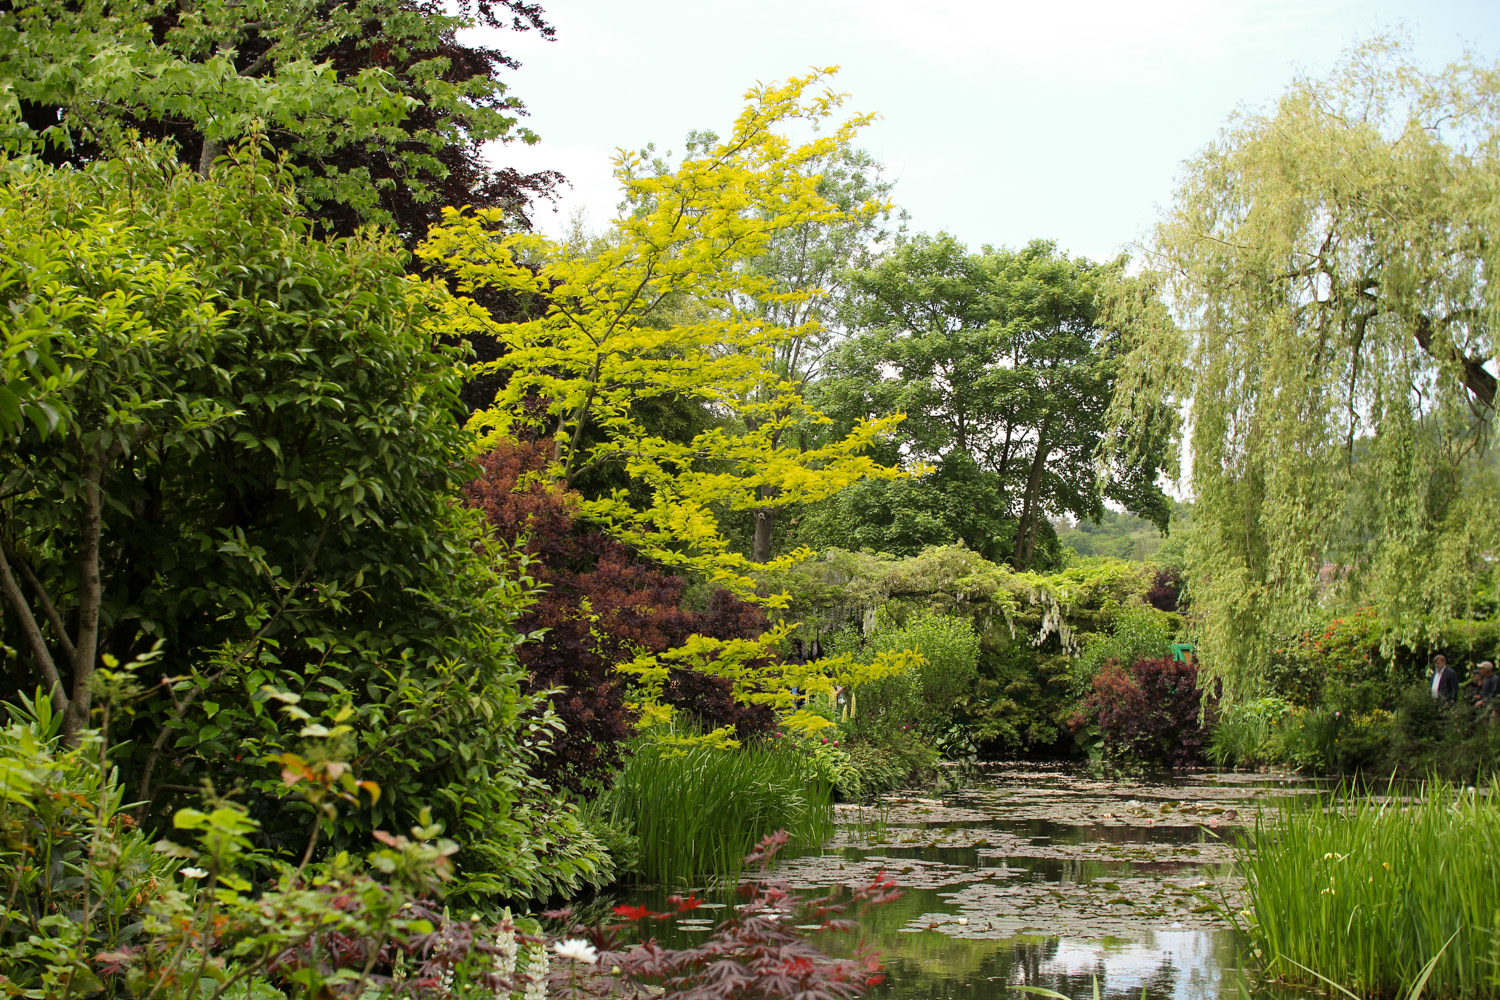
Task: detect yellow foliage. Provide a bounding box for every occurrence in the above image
[417,69,906,602]
[618,623,923,732]
[643,725,743,755]
[780,710,835,735]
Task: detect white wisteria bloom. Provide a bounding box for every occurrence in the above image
[552,939,598,965]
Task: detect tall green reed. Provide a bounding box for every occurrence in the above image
[598,739,834,884]
[1237,781,1500,998]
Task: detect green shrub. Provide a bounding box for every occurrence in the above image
[843,611,979,741]
[1239,783,1500,998]
[1210,697,1293,768]
[0,696,179,994]
[835,731,941,800]
[1387,685,1500,782]
[597,738,834,883]
[0,695,466,1000]
[0,148,605,900]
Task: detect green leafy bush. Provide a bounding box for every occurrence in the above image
[0,148,604,899]
[0,694,561,1000]
[1209,697,1293,768]
[834,731,941,800]
[0,697,179,994]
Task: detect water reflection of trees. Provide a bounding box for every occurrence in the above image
[870,933,1221,1000]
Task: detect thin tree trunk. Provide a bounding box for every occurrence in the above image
[198,136,223,178]
[1011,416,1053,570]
[61,455,107,740]
[0,544,67,709]
[11,551,76,664]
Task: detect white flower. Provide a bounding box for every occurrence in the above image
[552,939,598,965]
[180,867,208,879]
[522,944,549,1000]
[494,924,520,979]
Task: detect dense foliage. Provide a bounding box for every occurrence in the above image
[0,148,600,897]
[419,71,905,597]
[2,0,558,236]
[463,440,771,790]
[1109,42,1500,696]
[810,237,1172,569]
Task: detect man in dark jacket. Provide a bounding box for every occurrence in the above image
[1431,654,1460,703]
[1474,661,1498,707]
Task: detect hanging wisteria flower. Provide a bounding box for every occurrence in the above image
[552,939,598,965]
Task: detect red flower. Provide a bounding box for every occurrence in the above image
[613,904,652,920]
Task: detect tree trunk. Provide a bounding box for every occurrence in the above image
[61,455,107,741]
[0,546,67,709]
[1010,416,1053,571]
[752,506,776,563]
[198,136,223,178]
[1412,313,1496,409]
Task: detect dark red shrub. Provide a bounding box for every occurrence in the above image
[1084,656,1216,767]
[1145,568,1184,613]
[463,441,770,790]
[662,667,777,740]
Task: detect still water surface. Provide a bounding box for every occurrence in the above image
[613,762,1328,1000]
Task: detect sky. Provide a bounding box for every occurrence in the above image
[468,0,1500,265]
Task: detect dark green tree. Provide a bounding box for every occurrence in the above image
[813,234,1171,569]
[3,0,559,242]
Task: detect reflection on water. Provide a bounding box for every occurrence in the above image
[608,762,1323,1000]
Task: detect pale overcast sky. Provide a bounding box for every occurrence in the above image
[470,0,1500,264]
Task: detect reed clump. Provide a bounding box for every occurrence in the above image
[1238,781,1500,998]
[598,739,834,884]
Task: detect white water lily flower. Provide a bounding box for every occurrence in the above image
[180,867,208,879]
[552,939,598,965]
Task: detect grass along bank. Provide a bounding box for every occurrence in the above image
[595,738,836,884]
[1236,782,1500,998]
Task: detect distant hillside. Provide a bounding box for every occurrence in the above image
[1055,502,1192,565]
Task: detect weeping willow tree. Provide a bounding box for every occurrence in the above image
[1108,41,1500,696]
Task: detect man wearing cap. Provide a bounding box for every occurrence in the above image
[1430,654,1459,703]
[1474,661,1498,707]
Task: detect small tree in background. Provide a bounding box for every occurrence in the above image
[422,70,906,600]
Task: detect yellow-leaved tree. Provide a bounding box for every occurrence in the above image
[418,69,906,602]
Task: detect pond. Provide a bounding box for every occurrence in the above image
[611,762,1329,1000]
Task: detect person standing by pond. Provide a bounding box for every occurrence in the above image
[1431,654,1459,703]
[1474,661,1498,708]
